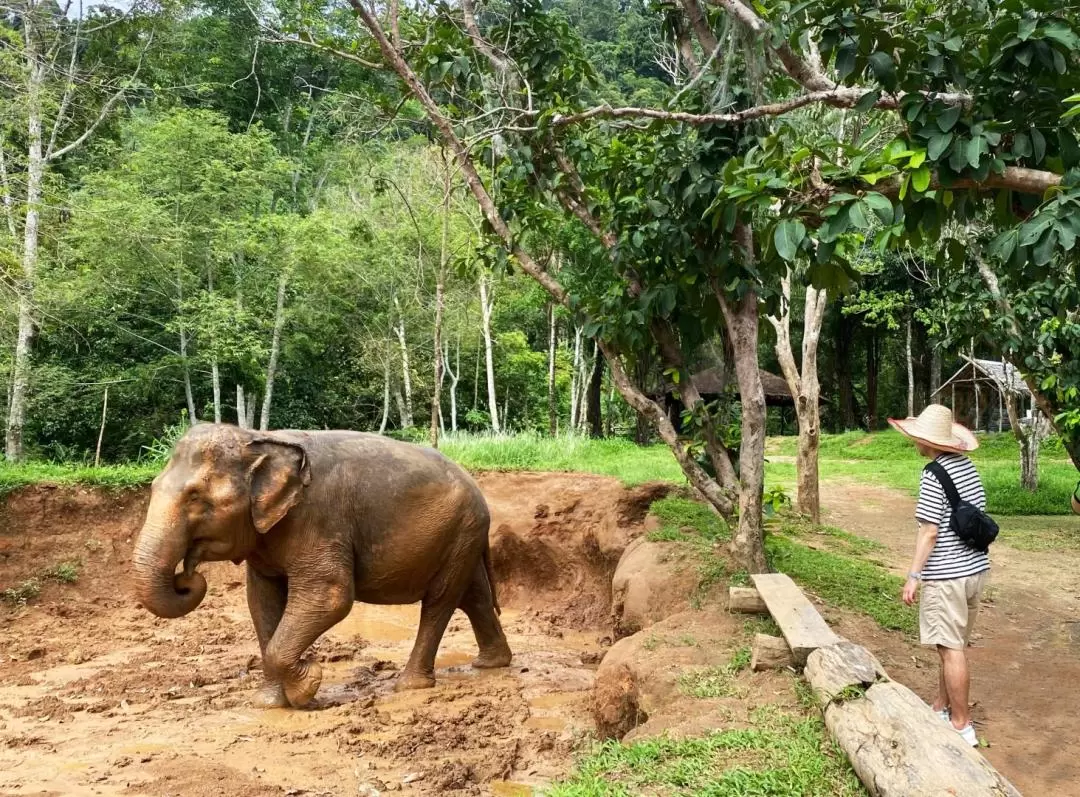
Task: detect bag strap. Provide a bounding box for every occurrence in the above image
[924,460,962,509]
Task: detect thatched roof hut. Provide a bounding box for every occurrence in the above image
[932,357,1035,432]
[689,367,796,407]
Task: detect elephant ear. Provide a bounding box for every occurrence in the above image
[246,438,311,534]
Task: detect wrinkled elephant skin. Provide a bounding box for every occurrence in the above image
[131,424,511,707]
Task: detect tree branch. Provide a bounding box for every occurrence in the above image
[47,29,155,162]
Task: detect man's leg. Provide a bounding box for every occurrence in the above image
[932,666,950,713]
[939,645,971,728]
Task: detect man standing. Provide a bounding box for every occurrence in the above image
[889,404,987,747]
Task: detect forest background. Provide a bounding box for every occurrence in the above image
[1,0,1076,512]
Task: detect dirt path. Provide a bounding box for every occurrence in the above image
[821,480,1080,797]
[0,473,669,797]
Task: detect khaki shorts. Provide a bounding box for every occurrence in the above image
[920,571,989,650]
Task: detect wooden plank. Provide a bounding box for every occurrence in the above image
[750,573,840,665]
[750,634,795,671]
[727,586,768,614]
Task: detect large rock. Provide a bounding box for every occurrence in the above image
[610,537,698,638]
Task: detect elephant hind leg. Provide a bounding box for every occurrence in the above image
[460,562,512,670]
[397,598,457,691]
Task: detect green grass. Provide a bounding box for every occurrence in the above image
[678,646,753,699]
[0,461,159,497]
[2,559,82,606]
[544,705,865,797]
[996,514,1080,552]
[766,519,917,636]
[441,432,685,486]
[777,519,887,558]
[767,431,1077,515]
[648,496,729,543]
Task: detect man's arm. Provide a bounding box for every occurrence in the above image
[903,522,938,606]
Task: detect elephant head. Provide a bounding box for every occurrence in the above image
[132,424,310,619]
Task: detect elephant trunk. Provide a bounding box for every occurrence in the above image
[132,519,207,619]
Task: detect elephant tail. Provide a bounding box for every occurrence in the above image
[483,543,501,616]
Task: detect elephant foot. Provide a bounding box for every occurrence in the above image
[472,644,513,670]
[395,670,436,691]
[283,662,323,708]
[252,682,289,709]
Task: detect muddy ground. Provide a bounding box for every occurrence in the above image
[3,471,1076,796]
[0,473,670,797]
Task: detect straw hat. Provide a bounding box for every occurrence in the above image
[888,404,979,453]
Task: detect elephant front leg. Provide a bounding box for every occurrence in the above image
[263,581,354,708]
[246,566,289,708]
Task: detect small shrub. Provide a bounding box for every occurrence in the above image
[44,561,80,584]
[2,579,41,607]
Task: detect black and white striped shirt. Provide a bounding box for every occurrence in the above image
[915,453,991,581]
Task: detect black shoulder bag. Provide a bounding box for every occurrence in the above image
[924,461,999,553]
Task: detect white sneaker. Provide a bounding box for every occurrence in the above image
[954,723,978,747]
[935,708,951,724]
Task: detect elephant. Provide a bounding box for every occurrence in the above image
[131,423,512,708]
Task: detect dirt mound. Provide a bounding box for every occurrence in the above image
[480,472,672,628]
[0,471,671,797]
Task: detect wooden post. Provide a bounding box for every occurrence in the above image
[998,390,1003,433]
[94,387,109,468]
[951,382,955,413]
[728,586,768,614]
[974,382,980,432]
[750,634,795,671]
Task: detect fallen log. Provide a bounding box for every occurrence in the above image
[727,586,768,614]
[750,634,794,672]
[805,641,1021,797]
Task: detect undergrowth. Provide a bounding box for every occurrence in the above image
[2,560,81,606]
[544,704,864,797]
[678,646,753,699]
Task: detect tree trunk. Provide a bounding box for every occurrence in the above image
[548,303,557,436]
[180,322,197,424]
[394,296,414,428]
[443,338,460,434]
[394,388,407,429]
[479,274,499,432]
[431,152,450,448]
[260,270,288,432]
[719,276,768,574]
[835,311,856,431]
[94,387,109,468]
[211,360,222,423]
[570,325,583,429]
[1007,394,1049,492]
[930,345,942,398]
[768,272,826,524]
[379,350,390,434]
[236,384,248,429]
[587,342,604,438]
[906,318,915,417]
[246,394,258,429]
[866,332,879,430]
[5,47,45,461]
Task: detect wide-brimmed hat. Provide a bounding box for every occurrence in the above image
[888,404,979,453]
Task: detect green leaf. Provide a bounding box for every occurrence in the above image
[1015,46,1034,67]
[966,137,983,169]
[1033,228,1057,266]
[911,166,931,193]
[1013,132,1032,158]
[1018,18,1037,41]
[835,44,857,79]
[909,150,927,168]
[989,230,1017,263]
[868,52,897,91]
[854,89,882,113]
[1053,49,1067,75]
[936,105,962,132]
[928,132,953,160]
[949,139,968,172]
[1060,129,1080,169]
[1031,129,1046,163]
[848,200,870,229]
[899,173,910,201]
[773,219,806,262]
[1059,224,1077,252]
[863,192,894,224]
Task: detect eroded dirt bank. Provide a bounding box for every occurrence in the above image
[0,473,669,797]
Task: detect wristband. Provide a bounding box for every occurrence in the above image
[908,572,922,581]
